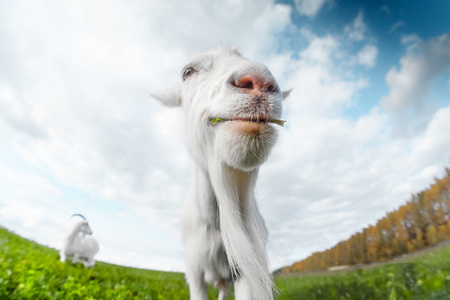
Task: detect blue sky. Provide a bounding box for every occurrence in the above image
[0,0,449,272]
[281,0,450,117]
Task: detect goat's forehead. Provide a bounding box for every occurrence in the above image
[187,49,245,68]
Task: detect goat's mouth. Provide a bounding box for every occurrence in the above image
[210,117,286,127]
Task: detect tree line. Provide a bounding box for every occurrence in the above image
[285,168,450,273]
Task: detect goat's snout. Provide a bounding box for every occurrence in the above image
[231,72,279,95]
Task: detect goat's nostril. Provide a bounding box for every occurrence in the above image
[242,80,253,90]
[233,72,277,94]
[233,75,257,90]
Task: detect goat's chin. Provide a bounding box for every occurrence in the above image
[213,122,277,171]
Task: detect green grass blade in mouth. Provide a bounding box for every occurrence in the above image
[210,118,286,127]
[269,119,286,127]
[211,118,222,125]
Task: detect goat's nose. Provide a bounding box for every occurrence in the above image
[232,72,278,94]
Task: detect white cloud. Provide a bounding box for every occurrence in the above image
[344,11,366,41]
[401,34,423,52]
[300,34,339,65]
[381,34,450,136]
[0,163,62,203]
[294,0,327,17]
[407,106,450,170]
[0,86,48,138]
[390,21,406,33]
[357,44,378,67]
[0,204,45,229]
[282,32,368,118]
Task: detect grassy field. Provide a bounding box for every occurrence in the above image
[0,227,216,299]
[275,242,450,299]
[1,227,450,299]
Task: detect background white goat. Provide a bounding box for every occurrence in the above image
[152,47,290,300]
[60,214,99,268]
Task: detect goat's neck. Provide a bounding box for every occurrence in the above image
[230,166,258,214]
[66,226,81,245]
[190,165,218,227]
[191,163,258,227]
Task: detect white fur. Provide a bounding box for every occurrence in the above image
[60,220,99,268]
[152,48,288,300]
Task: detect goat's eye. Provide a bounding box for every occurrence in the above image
[182,67,195,81]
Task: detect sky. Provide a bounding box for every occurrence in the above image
[0,0,449,272]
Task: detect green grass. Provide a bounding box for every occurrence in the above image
[0,227,220,300]
[2,227,450,299]
[275,243,450,299]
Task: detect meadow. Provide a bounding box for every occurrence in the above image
[0,227,197,299]
[1,227,450,299]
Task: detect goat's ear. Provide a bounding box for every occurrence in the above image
[149,85,182,107]
[282,89,293,100]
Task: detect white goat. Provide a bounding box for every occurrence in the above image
[152,47,290,300]
[60,214,99,268]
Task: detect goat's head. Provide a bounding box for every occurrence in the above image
[78,220,93,235]
[71,214,93,235]
[153,48,290,171]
